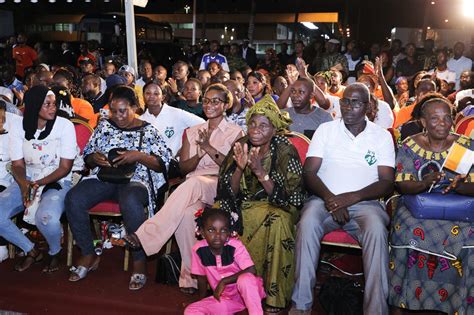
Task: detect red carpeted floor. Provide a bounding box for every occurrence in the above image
[0,242,336,315]
[0,246,194,314]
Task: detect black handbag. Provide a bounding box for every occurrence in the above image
[155,250,182,285]
[318,276,363,315]
[97,131,144,184]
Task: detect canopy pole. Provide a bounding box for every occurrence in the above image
[125,0,138,72]
[192,0,197,45]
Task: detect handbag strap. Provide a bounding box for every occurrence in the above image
[138,127,168,216]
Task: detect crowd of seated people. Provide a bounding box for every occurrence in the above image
[1,32,474,315]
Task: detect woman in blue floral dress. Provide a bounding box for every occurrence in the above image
[65,86,172,290]
[389,95,474,315]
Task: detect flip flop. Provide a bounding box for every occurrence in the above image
[129,273,147,290]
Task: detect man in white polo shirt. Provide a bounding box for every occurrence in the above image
[447,42,473,91]
[140,82,204,157]
[290,83,395,315]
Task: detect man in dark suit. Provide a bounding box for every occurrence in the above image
[241,39,257,69]
[60,42,77,67]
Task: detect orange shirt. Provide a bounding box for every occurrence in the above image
[71,97,97,128]
[12,45,38,78]
[328,86,345,99]
[394,104,415,129]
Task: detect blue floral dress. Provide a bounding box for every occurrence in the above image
[389,135,474,315]
[83,119,172,213]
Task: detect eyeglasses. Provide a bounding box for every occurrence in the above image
[340,98,367,110]
[202,97,225,106]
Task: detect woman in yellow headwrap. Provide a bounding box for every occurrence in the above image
[216,95,305,312]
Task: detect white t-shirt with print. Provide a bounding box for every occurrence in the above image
[140,105,205,157]
[0,112,23,187]
[307,119,395,195]
[9,116,77,183]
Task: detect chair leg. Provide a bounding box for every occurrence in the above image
[67,224,73,267]
[124,248,129,271]
[8,217,17,259]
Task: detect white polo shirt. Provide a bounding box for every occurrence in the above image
[447,56,473,90]
[307,119,395,195]
[140,105,205,157]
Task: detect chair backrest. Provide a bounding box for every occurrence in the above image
[71,118,93,154]
[285,131,311,165]
[455,115,474,138]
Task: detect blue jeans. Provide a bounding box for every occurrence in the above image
[0,181,71,256]
[65,179,148,261]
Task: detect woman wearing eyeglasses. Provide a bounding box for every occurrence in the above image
[216,95,305,312]
[124,83,244,294]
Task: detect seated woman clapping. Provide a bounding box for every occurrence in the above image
[216,95,305,312]
[65,86,172,290]
[389,96,474,314]
[0,85,76,273]
[123,83,244,294]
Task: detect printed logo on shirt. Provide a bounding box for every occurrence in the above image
[365,150,377,166]
[164,127,175,138]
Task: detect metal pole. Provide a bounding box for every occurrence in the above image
[124,0,138,72]
[192,0,197,45]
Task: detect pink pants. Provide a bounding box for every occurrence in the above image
[184,273,265,315]
[135,175,218,288]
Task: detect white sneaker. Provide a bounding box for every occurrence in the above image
[0,245,8,262]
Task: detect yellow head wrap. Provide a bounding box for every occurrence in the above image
[245,94,292,132]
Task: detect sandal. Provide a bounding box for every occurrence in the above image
[180,287,197,295]
[68,257,100,282]
[42,251,61,273]
[264,304,284,313]
[129,273,147,291]
[123,233,142,250]
[14,248,43,272]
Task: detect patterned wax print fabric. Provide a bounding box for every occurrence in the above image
[227,107,249,132]
[217,134,305,308]
[389,135,474,315]
[83,119,172,211]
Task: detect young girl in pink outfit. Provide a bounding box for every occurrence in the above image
[184,208,265,315]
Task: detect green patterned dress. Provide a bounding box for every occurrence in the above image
[216,134,305,308]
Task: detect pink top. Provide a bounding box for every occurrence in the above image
[185,119,243,178]
[191,238,255,298]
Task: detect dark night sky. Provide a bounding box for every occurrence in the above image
[0,0,471,43]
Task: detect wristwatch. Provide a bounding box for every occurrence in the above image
[259,174,270,182]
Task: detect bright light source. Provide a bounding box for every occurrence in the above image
[462,0,474,17]
[49,0,56,2]
[427,26,431,30]
[300,22,319,30]
[231,28,235,32]
[230,36,234,40]
[31,0,38,3]
[221,35,224,39]
[445,19,449,23]
[431,1,435,4]
[13,0,21,2]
